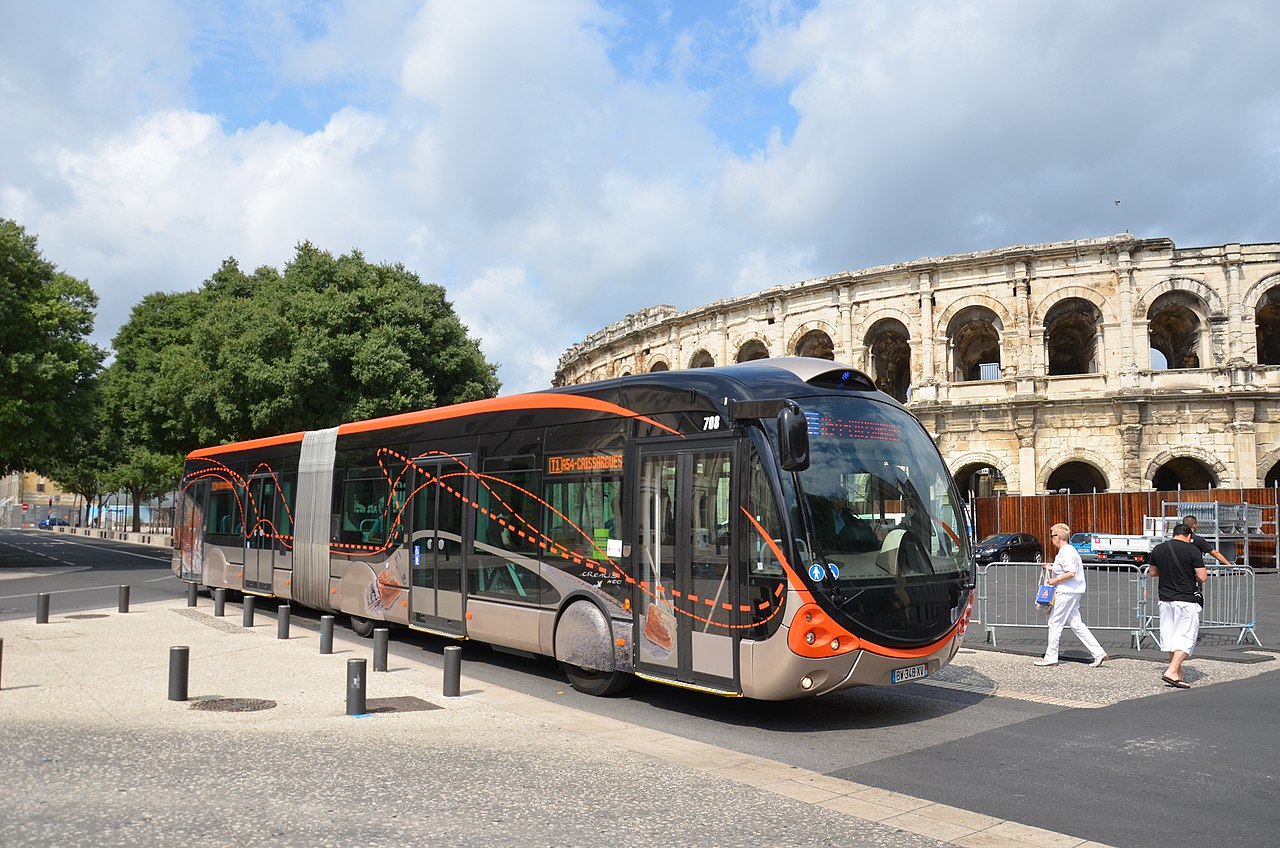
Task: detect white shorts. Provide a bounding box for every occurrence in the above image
[1159,601,1201,655]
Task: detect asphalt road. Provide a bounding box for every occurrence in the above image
[3,528,1276,848]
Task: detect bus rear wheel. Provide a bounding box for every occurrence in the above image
[560,662,630,697]
[349,615,376,638]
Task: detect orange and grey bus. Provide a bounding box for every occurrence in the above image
[173,357,973,699]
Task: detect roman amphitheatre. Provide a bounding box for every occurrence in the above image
[555,234,1280,500]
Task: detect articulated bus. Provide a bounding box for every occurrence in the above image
[173,358,973,699]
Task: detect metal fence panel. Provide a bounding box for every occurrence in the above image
[1141,566,1260,648]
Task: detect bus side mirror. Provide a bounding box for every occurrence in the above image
[777,404,810,472]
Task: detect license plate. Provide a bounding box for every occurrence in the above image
[891,664,929,684]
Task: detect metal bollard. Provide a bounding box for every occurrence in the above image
[168,645,189,701]
[346,658,367,715]
[118,584,130,613]
[1,637,4,691]
[187,582,198,607]
[373,628,389,672]
[242,595,255,627]
[36,593,50,624]
[277,604,291,640]
[320,615,335,654]
[443,645,462,697]
[213,588,226,617]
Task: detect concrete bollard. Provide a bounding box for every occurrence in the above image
[373,628,389,672]
[168,645,189,701]
[118,584,130,613]
[277,604,291,640]
[242,595,255,627]
[36,593,50,624]
[213,588,226,617]
[187,583,198,606]
[346,658,366,715]
[443,645,462,697]
[320,615,334,654]
[0,637,4,690]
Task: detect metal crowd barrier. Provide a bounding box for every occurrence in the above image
[1139,566,1261,649]
[976,562,1262,651]
[976,562,1149,649]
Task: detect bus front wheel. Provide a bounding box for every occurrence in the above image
[561,662,630,697]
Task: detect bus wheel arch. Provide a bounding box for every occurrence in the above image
[554,598,631,696]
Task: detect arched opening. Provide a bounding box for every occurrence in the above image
[865,318,911,403]
[688,350,715,369]
[1255,284,1280,366]
[1044,298,1102,375]
[947,306,1002,381]
[953,462,1006,501]
[1265,461,1280,488]
[649,360,669,372]
[1152,456,1218,491]
[1148,291,1204,370]
[1045,461,1108,493]
[736,339,769,362]
[794,329,835,360]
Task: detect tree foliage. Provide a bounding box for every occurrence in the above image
[0,219,105,476]
[105,242,500,454]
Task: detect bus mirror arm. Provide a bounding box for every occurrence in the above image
[777,402,810,472]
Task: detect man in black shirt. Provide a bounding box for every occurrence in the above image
[1148,524,1209,688]
[1182,514,1231,566]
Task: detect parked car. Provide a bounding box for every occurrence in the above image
[1069,532,1100,563]
[38,516,70,528]
[972,532,1043,565]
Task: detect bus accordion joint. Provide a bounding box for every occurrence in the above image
[787,603,861,658]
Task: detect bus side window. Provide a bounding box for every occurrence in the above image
[743,452,786,640]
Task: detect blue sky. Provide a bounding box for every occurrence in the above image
[3,0,1278,393]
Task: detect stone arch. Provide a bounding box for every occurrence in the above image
[1133,276,1225,321]
[734,336,770,362]
[946,304,1004,381]
[648,358,670,372]
[1031,284,1113,325]
[864,317,911,403]
[1247,274,1280,366]
[688,349,715,369]
[788,322,837,360]
[935,293,1015,333]
[1043,297,1104,375]
[1147,289,1208,369]
[1258,448,1280,487]
[1037,448,1116,493]
[1143,447,1228,490]
[950,452,1014,500]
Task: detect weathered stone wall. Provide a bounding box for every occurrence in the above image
[555,235,1280,494]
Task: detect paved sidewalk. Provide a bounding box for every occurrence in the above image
[2,598,1276,847]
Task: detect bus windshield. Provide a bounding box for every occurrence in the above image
[791,396,971,646]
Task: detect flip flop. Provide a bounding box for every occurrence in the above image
[1161,675,1191,689]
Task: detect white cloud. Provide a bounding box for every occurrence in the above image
[2,0,1278,394]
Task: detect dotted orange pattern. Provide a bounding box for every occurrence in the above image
[182,460,297,551]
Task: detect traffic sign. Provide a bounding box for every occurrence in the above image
[21,503,29,511]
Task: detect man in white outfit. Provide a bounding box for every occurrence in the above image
[1035,522,1108,667]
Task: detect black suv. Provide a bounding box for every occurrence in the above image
[972,532,1044,565]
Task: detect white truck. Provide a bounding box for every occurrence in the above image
[1089,533,1164,565]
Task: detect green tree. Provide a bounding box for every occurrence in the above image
[105,243,500,454]
[0,219,105,476]
[103,447,183,533]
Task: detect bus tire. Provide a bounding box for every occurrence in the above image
[349,615,376,638]
[560,662,631,697]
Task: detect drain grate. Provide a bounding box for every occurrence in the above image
[364,696,441,714]
[65,613,110,619]
[188,697,277,712]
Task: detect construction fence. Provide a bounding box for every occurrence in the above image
[975,561,1260,650]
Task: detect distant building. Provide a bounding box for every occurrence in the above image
[554,235,1280,496]
[0,472,74,527]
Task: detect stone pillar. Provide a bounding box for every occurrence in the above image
[1232,401,1258,488]
[1016,413,1037,495]
[919,272,935,378]
[1116,248,1140,387]
[1224,244,1244,365]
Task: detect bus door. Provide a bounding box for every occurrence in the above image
[408,458,469,637]
[243,474,277,595]
[634,443,738,692]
